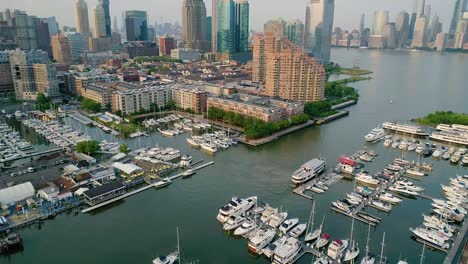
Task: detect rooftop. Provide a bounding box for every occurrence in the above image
[83,181,125,199]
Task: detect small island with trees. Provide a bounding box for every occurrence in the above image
[414,111,468,127]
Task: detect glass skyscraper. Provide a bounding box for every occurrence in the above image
[217,0,249,54]
[99,0,111,36]
[125,10,148,41]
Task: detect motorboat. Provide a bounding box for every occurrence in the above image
[386,164,403,172]
[154,178,172,189]
[379,192,402,204]
[422,214,457,233]
[269,212,288,228]
[289,223,307,238]
[383,138,393,148]
[182,169,195,178]
[370,200,392,212]
[343,242,360,262]
[308,184,325,194]
[339,163,355,175]
[422,221,454,239]
[332,200,351,213]
[410,227,450,249]
[234,219,256,236]
[450,152,462,164]
[260,206,278,223]
[395,180,424,192]
[279,218,299,233]
[365,127,386,142]
[152,253,178,264]
[201,142,218,153]
[388,185,419,196]
[327,239,348,260]
[433,149,442,158]
[432,200,467,215]
[356,186,373,197]
[272,237,302,264]
[391,140,401,149]
[398,140,409,150]
[291,158,326,184]
[186,138,201,148]
[316,233,331,249]
[247,228,276,254]
[442,151,451,160]
[223,216,246,231]
[405,168,425,177]
[216,196,257,223]
[355,172,380,186]
[263,236,288,258]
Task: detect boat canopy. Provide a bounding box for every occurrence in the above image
[333,239,343,245]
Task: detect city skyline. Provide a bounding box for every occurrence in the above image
[0,0,454,32]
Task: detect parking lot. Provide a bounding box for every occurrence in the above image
[0,153,75,189]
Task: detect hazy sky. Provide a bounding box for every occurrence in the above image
[0,0,454,32]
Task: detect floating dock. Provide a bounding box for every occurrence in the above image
[82,161,215,213]
[292,171,343,200]
[444,216,468,263]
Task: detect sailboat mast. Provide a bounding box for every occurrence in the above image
[379,232,386,263]
[419,243,425,264]
[350,216,355,245]
[306,201,314,235]
[177,227,180,260]
[365,224,371,258]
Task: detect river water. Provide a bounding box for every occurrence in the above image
[3,49,467,264]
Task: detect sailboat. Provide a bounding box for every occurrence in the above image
[152,228,180,264]
[304,201,323,243]
[344,216,360,262]
[360,224,375,264]
[378,232,387,264]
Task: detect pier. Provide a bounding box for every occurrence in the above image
[82,161,215,213]
[292,171,343,200]
[444,217,468,264]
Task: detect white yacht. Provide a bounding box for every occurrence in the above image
[370,200,392,212]
[152,253,178,264]
[263,236,288,258]
[405,168,425,177]
[289,223,307,238]
[395,180,424,192]
[279,218,299,234]
[382,122,429,136]
[332,200,351,213]
[216,196,257,223]
[201,142,218,153]
[186,138,201,148]
[305,203,323,243]
[355,172,379,186]
[430,132,468,146]
[410,227,450,249]
[378,192,402,204]
[291,158,326,184]
[233,220,256,236]
[260,206,278,223]
[223,216,245,231]
[269,212,288,228]
[247,228,276,254]
[272,237,302,264]
[383,138,393,147]
[423,221,454,239]
[365,127,386,142]
[388,185,419,196]
[327,239,348,260]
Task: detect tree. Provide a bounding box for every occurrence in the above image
[36,93,53,111]
[104,103,112,111]
[164,100,177,111]
[76,140,101,156]
[115,110,122,117]
[304,101,332,118]
[149,103,159,113]
[81,98,101,113]
[118,144,130,154]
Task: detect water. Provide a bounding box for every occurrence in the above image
[3,49,467,264]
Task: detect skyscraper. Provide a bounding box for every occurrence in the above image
[36,20,52,56]
[395,11,410,48]
[206,16,212,41]
[264,18,286,37]
[424,4,431,24]
[98,0,111,36]
[435,32,448,51]
[382,23,397,49]
[217,0,235,53]
[113,16,119,33]
[449,0,467,39]
[408,12,417,42]
[181,0,210,52]
[304,0,335,62]
[253,32,326,102]
[13,10,38,51]
[284,19,304,47]
[211,0,219,52]
[411,16,427,48]
[360,14,365,35]
[3,9,11,22]
[453,19,468,49]
[75,0,90,40]
[65,32,87,63]
[234,0,249,53]
[428,15,442,43]
[93,5,107,37]
[373,10,389,35]
[125,10,148,41]
[417,0,426,17]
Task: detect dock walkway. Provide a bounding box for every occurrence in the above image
[292,171,343,200]
[82,161,215,213]
[444,217,468,264]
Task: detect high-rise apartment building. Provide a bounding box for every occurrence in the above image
[8,50,59,100]
[373,10,389,35]
[453,19,467,49]
[0,52,14,96]
[411,16,427,48]
[428,16,442,43]
[94,5,107,37]
[65,32,87,63]
[382,23,397,49]
[51,34,72,64]
[435,32,448,52]
[181,0,210,52]
[75,0,91,40]
[284,19,304,47]
[449,0,467,39]
[125,10,148,41]
[264,18,286,37]
[253,32,325,102]
[304,0,335,62]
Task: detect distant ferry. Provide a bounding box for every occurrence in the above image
[291,158,326,184]
[436,124,468,136]
[430,132,468,146]
[382,122,429,136]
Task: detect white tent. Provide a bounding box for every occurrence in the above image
[0,182,35,205]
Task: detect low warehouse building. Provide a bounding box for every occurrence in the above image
[0,182,35,206]
[82,181,125,205]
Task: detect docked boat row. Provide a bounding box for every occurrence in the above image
[410,175,468,252]
[382,122,429,136]
[186,131,238,154]
[0,124,37,162]
[431,124,468,146]
[133,147,185,163]
[23,119,91,148]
